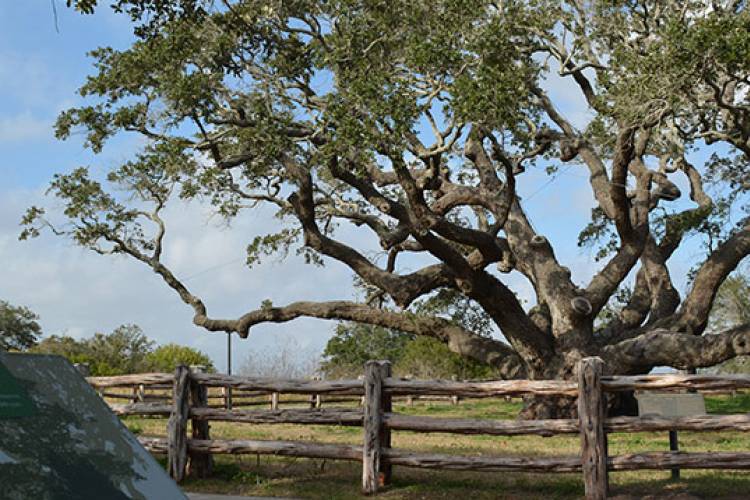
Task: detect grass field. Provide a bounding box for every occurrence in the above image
[123,394,750,499]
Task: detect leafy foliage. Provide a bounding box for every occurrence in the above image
[0,301,42,351]
[321,321,495,379]
[30,324,213,376]
[320,323,411,378]
[412,289,494,339]
[396,335,496,380]
[144,343,215,372]
[705,268,750,374]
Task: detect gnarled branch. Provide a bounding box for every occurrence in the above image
[603,323,750,372]
[231,300,525,377]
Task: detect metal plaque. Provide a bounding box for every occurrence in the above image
[0,352,186,500]
[636,392,706,418]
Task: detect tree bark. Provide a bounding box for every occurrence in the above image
[167,365,190,482]
[188,369,213,478]
[578,358,608,500]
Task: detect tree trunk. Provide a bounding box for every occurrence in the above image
[517,353,641,420]
[519,394,578,420]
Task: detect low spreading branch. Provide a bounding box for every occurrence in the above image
[604,323,750,372]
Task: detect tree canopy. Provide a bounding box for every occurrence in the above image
[0,300,42,351]
[24,1,750,406]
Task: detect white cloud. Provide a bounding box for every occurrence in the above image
[0,188,357,371]
[0,112,52,143]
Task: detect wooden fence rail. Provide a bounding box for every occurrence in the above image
[88,358,750,498]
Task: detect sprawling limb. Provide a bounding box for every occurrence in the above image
[228,299,525,377]
[586,164,651,316]
[464,125,582,342]
[603,323,750,372]
[600,154,715,336]
[669,217,750,335]
[317,149,553,366]
[533,86,652,322]
[382,155,553,366]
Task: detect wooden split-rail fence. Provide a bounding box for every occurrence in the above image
[87,358,750,499]
[93,375,465,411]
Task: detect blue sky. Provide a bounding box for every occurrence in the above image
[0,2,732,373]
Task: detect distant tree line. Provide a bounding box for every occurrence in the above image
[321,323,497,380]
[1,301,214,376]
[29,324,215,376]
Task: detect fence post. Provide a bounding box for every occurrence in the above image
[188,367,213,478]
[271,392,279,410]
[362,360,391,495]
[167,365,190,482]
[577,357,607,500]
[451,375,459,405]
[222,385,233,410]
[381,362,393,486]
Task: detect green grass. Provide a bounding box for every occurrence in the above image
[122,395,750,498]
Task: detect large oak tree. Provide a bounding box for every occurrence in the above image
[25,0,750,415]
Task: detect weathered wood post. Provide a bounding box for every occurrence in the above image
[577,357,608,500]
[362,360,391,495]
[271,392,279,410]
[188,366,213,478]
[167,365,190,482]
[358,374,365,406]
[451,375,459,405]
[309,376,319,409]
[381,363,393,486]
[222,386,232,410]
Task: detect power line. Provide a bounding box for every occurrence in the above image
[523,164,575,201]
[182,256,246,282]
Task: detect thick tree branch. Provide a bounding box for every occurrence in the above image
[670,218,750,334]
[503,200,581,332]
[602,156,715,335]
[586,168,651,315]
[231,299,525,377]
[603,323,750,372]
[326,153,552,365]
[286,158,442,308]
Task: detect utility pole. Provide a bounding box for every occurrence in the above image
[227,332,232,375]
[226,332,232,410]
